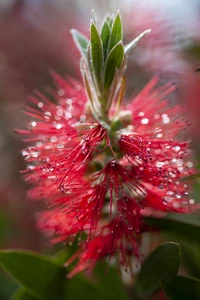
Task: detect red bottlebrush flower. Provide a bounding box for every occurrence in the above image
[18,12,197,277]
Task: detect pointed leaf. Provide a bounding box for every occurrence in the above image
[90,22,103,85]
[0,250,66,299]
[108,12,123,52]
[159,275,200,300]
[71,29,89,59]
[135,242,181,297]
[101,21,110,60]
[125,29,151,53]
[104,42,124,90]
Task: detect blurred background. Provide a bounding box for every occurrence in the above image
[0,0,200,298]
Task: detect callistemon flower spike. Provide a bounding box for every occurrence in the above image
[18,11,197,277]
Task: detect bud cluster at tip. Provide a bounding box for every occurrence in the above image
[71,11,150,124]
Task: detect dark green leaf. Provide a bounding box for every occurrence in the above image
[135,242,181,297]
[0,270,18,299]
[0,250,66,299]
[159,275,200,300]
[94,264,129,300]
[104,42,124,90]
[63,276,102,300]
[101,21,110,60]
[63,264,129,300]
[106,15,114,28]
[108,12,123,53]
[144,214,200,244]
[71,29,89,59]
[182,243,200,278]
[90,22,103,85]
[11,288,38,300]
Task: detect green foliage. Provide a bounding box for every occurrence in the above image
[107,12,123,53]
[0,249,128,300]
[90,22,103,86]
[101,21,110,61]
[104,42,124,90]
[159,275,200,300]
[135,242,181,297]
[70,29,89,59]
[0,250,66,299]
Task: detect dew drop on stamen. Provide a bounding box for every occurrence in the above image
[187,162,193,168]
[80,115,86,123]
[110,161,116,167]
[50,136,57,143]
[65,112,72,119]
[66,98,73,105]
[38,102,43,108]
[31,121,37,127]
[56,123,62,129]
[58,89,65,96]
[154,114,160,119]
[162,114,170,124]
[141,118,149,124]
[138,112,144,117]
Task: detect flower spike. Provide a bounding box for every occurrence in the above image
[17,11,197,276]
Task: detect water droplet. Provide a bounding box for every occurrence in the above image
[141,118,149,124]
[66,98,73,105]
[58,89,65,96]
[138,112,144,117]
[162,114,170,124]
[80,115,86,123]
[187,162,193,168]
[65,112,72,119]
[38,102,43,108]
[31,121,37,127]
[50,136,57,143]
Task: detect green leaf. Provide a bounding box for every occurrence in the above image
[71,29,89,59]
[182,243,200,278]
[104,42,124,90]
[90,22,103,86]
[0,250,66,300]
[135,242,181,297]
[63,264,129,300]
[11,288,38,300]
[124,29,151,53]
[144,214,200,244]
[108,12,123,53]
[94,264,129,300]
[159,275,200,300]
[101,21,111,60]
[0,270,18,299]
